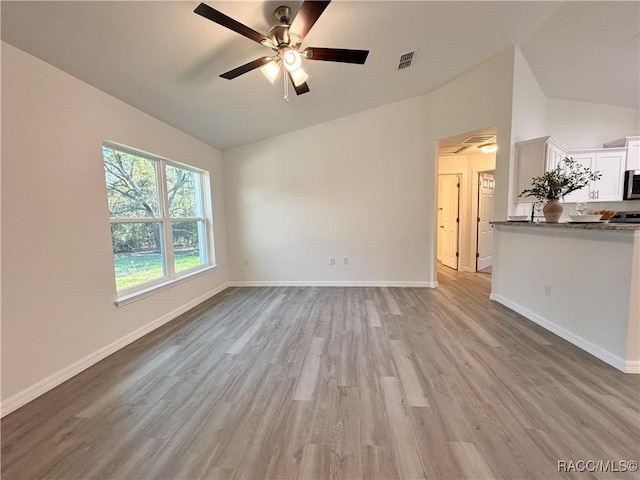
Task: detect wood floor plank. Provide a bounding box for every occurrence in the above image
[2,267,639,479]
[450,441,497,480]
[292,336,325,401]
[380,376,427,479]
[388,339,429,407]
[365,299,382,327]
[226,293,286,354]
[381,287,403,315]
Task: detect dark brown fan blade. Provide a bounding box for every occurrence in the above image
[220,57,272,80]
[303,47,369,64]
[194,3,268,45]
[289,1,331,41]
[287,70,310,95]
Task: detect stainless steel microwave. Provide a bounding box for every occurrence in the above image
[624,170,640,200]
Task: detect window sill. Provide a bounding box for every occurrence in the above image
[114,264,218,308]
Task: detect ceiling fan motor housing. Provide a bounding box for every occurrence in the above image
[268,24,290,47]
[274,5,292,24]
[268,6,293,47]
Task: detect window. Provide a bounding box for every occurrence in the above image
[103,142,213,296]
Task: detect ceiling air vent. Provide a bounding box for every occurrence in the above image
[462,134,496,145]
[440,145,469,156]
[398,51,416,70]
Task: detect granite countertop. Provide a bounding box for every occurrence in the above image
[491,221,640,231]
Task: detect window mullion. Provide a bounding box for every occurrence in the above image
[199,173,212,265]
[157,161,175,278]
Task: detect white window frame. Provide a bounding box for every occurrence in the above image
[103,141,215,305]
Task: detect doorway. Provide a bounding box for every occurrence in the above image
[476,170,495,271]
[436,127,497,275]
[437,174,460,270]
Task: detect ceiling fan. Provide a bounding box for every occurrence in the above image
[194,1,369,100]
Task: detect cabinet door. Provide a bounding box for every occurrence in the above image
[591,151,625,202]
[562,153,593,203]
[627,139,640,171]
[514,139,546,203]
[546,139,566,171]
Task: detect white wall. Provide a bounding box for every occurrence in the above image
[546,98,639,150]
[223,49,518,286]
[224,96,433,285]
[510,48,548,144]
[431,49,515,227]
[429,48,516,282]
[509,47,548,216]
[491,226,639,372]
[1,43,229,410]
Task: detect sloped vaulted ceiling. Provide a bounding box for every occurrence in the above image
[2,1,638,150]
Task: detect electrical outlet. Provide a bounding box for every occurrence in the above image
[343,257,349,265]
[544,285,551,296]
[243,259,249,266]
[329,257,336,265]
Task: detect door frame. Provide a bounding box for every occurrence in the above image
[473,169,495,272]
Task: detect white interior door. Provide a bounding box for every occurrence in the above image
[477,172,495,271]
[438,174,459,270]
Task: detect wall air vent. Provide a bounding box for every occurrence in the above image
[462,134,496,145]
[398,51,416,70]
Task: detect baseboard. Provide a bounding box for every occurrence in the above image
[625,361,640,374]
[489,294,634,373]
[228,280,436,288]
[1,283,231,418]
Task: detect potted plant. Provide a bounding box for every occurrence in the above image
[518,157,601,222]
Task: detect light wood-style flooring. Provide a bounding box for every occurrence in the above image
[2,268,639,479]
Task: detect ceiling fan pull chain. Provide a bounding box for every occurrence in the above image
[283,70,289,102]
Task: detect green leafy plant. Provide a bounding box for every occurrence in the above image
[519,157,601,201]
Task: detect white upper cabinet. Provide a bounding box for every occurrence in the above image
[604,136,640,170]
[562,152,594,203]
[515,136,630,204]
[592,149,626,201]
[628,139,640,170]
[563,148,626,203]
[514,136,567,203]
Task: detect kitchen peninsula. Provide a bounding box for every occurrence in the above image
[490,221,640,373]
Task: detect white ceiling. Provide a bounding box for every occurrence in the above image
[2,1,638,151]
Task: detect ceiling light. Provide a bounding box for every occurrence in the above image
[480,143,498,154]
[260,60,281,84]
[282,49,302,71]
[289,67,309,87]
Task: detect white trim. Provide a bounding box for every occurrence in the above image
[115,264,218,307]
[228,280,436,288]
[625,361,640,374]
[1,283,230,418]
[489,293,635,374]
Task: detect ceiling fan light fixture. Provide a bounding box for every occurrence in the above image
[282,49,302,71]
[290,67,309,87]
[479,143,498,154]
[261,60,281,83]
[289,33,301,48]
